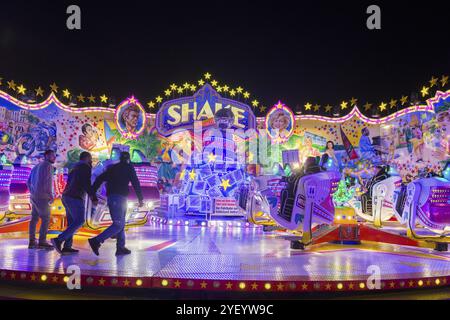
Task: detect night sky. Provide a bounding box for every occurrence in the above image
[0,0,449,115]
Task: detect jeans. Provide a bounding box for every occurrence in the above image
[29,198,51,244]
[58,196,86,249]
[94,194,127,249]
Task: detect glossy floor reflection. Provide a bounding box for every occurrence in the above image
[0,224,449,281]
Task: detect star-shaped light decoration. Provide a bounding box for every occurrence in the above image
[198,79,205,86]
[252,100,259,107]
[421,86,429,97]
[182,82,190,89]
[229,89,236,97]
[100,94,108,103]
[363,102,372,111]
[216,86,223,93]
[379,102,387,112]
[236,86,244,94]
[430,76,439,87]
[340,101,348,110]
[325,105,333,113]
[50,83,58,93]
[177,87,184,94]
[156,96,163,103]
[164,89,172,97]
[189,169,196,181]
[62,89,71,98]
[400,95,408,105]
[7,80,16,91]
[127,96,138,104]
[274,101,284,109]
[441,75,449,87]
[223,85,229,92]
[204,72,212,80]
[259,105,267,112]
[35,87,44,97]
[170,84,178,91]
[190,85,197,92]
[211,80,218,87]
[221,179,231,191]
[207,153,217,163]
[313,104,320,112]
[17,84,27,95]
[88,95,96,103]
[147,101,155,109]
[350,97,358,106]
[243,92,250,99]
[304,103,312,111]
[389,99,397,108]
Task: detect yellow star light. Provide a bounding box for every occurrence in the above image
[252,100,259,107]
[379,102,387,112]
[17,84,26,95]
[430,76,439,87]
[223,85,229,92]
[389,99,397,108]
[251,283,259,290]
[35,87,44,97]
[236,87,243,94]
[363,102,372,111]
[325,105,333,112]
[211,80,218,87]
[176,87,183,94]
[7,80,17,91]
[164,89,172,96]
[189,170,196,181]
[190,85,197,92]
[441,75,449,87]
[77,94,85,102]
[100,94,108,103]
[50,83,58,93]
[225,282,233,290]
[229,89,236,97]
[174,281,181,288]
[304,103,312,111]
[421,86,429,97]
[313,104,320,112]
[340,101,348,110]
[350,97,358,106]
[243,92,250,99]
[148,101,155,109]
[221,179,231,191]
[259,105,267,112]
[62,89,71,98]
[204,72,212,80]
[156,96,163,103]
[183,82,190,89]
[198,79,205,86]
[400,95,408,105]
[216,86,223,93]
[207,153,217,163]
[88,95,96,103]
[170,84,178,91]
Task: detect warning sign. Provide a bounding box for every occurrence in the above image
[213,198,242,216]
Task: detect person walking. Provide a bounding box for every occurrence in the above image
[27,150,56,250]
[88,152,143,256]
[52,152,98,255]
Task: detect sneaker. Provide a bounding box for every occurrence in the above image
[38,242,54,250]
[28,241,38,249]
[51,238,63,254]
[116,247,132,256]
[88,238,101,256]
[62,248,79,255]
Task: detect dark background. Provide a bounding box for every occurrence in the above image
[0,0,449,114]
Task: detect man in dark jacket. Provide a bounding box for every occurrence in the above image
[88,152,144,256]
[52,152,97,254]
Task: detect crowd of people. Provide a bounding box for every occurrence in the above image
[27,149,144,256]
